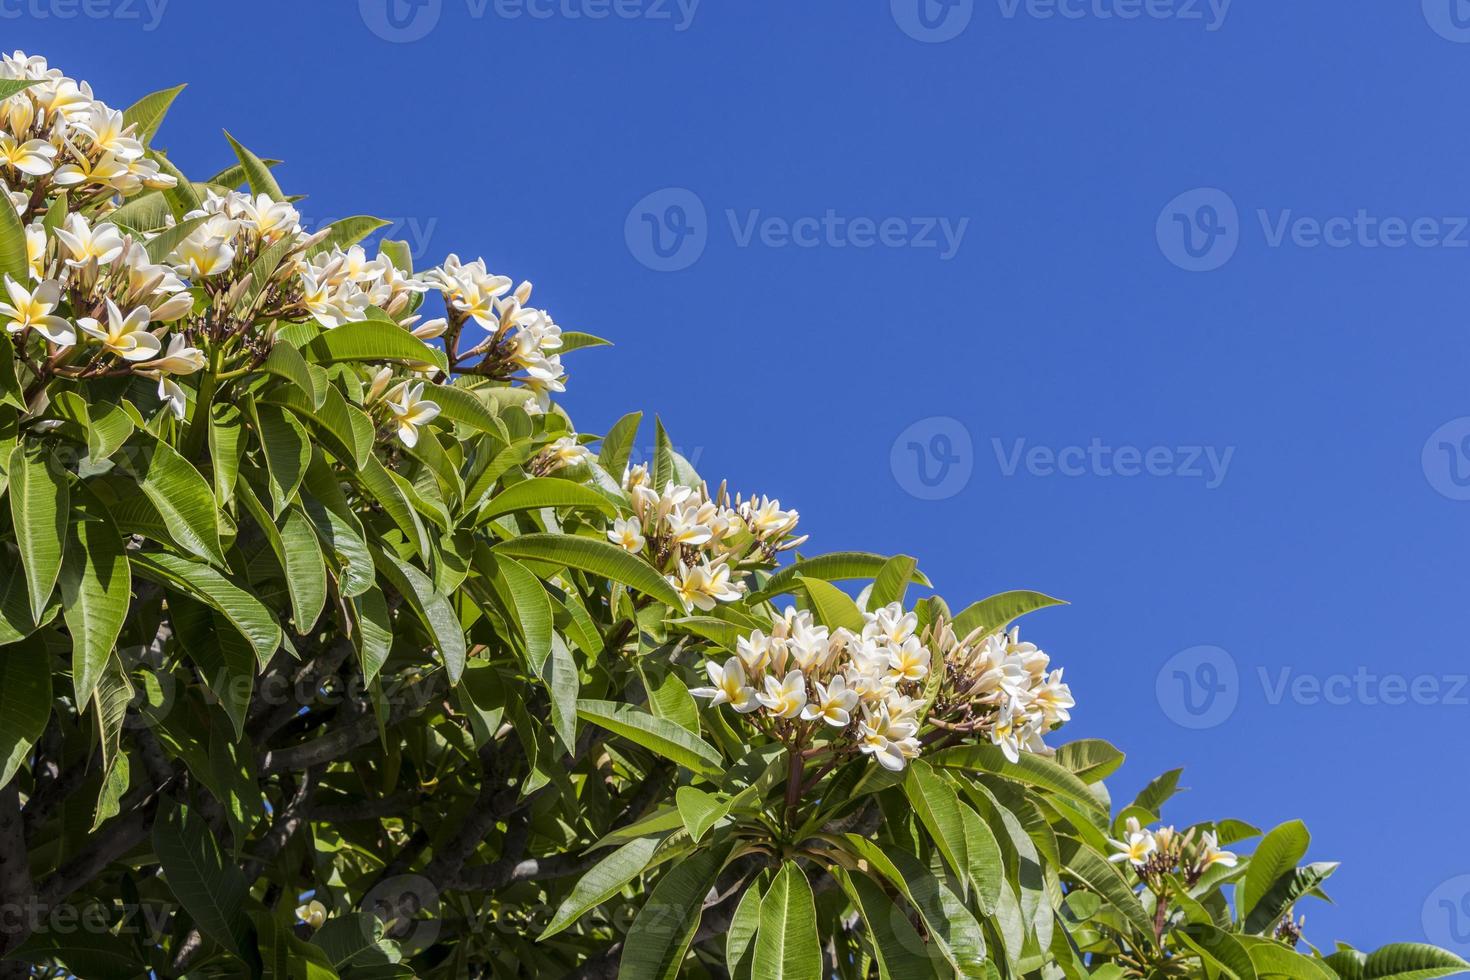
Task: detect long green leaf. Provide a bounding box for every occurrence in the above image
[153,801,250,955]
[9,444,68,621]
[951,590,1067,639]
[576,700,723,776]
[59,517,131,708]
[0,186,29,283]
[122,83,186,144]
[304,319,446,371]
[480,478,617,523]
[0,635,50,787]
[493,533,683,609]
[751,552,930,602]
[125,435,226,566]
[753,862,821,980]
[130,552,282,665]
[1238,820,1309,925]
[619,843,730,980]
[223,130,283,199]
[539,836,663,940]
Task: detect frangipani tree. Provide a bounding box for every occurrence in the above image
[0,51,1462,980]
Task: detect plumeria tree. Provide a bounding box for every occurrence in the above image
[0,51,1463,980]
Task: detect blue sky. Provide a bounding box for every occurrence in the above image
[17,0,1470,957]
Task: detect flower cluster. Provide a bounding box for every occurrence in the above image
[1108,817,1237,886]
[928,621,1075,762]
[0,50,177,212]
[693,603,1077,773]
[0,54,582,445]
[424,257,566,410]
[611,466,805,613]
[692,603,931,771]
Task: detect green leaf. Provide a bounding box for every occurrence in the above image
[351,585,393,685]
[1056,837,1154,941]
[481,551,553,671]
[493,533,684,609]
[0,635,50,788]
[1055,739,1126,784]
[427,383,508,438]
[868,554,918,611]
[1132,767,1184,815]
[1243,861,1338,935]
[544,633,579,755]
[125,434,227,566]
[1235,935,1340,980]
[223,129,284,199]
[951,590,1067,639]
[130,551,282,665]
[751,552,930,602]
[599,411,642,477]
[835,868,937,980]
[794,576,865,633]
[753,862,821,980]
[261,341,324,409]
[372,548,466,684]
[153,801,250,955]
[252,401,312,517]
[726,882,764,980]
[304,318,446,371]
[576,700,723,776]
[1175,923,1259,980]
[928,744,1105,813]
[308,215,390,255]
[843,837,988,978]
[0,184,30,284]
[8,444,67,621]
[1323,943,1470,980]
[278,507,328,630]
[59,516,131,708]
[85,401,136,461]
[480,477,618,523]
[1238,820,1310,925]
[170,594,255,738]
[675,786,731,843]
[619,843,731,980]
[122,83,186,144]
[903,760,971,888]
[143,214,209,263]
[539,835,663,940]
[0,79,38,100]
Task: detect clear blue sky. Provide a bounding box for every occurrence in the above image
[19,0,1470,957]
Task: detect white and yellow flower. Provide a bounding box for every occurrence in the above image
[606,517,646,554]
[385,381,441,449]
[690,658,760,714]
[0,277,73,344]
[77,300,160,361]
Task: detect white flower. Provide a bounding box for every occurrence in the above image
[1198,831,1238,870]
[690,658,760,714]
[147,334,205,375]
[386,381,440,448]
[24,222,46,279]
[668,560,743,612]
[77,300,160,362]
[665,507,712,546]
[55,215,125,268]
[756,669,807,719]
[857,705,920,772]
[545,435,592,470]
[173,232,236,279]
[886,636,930,682]
[800,676,858,727]
[0,277,73,344]
[0,134,55,176]
[71,105,143,162]
[156,376,188,419]
[411,317,448,340]
[1108,830,1158,867]
[606,517,645,554]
